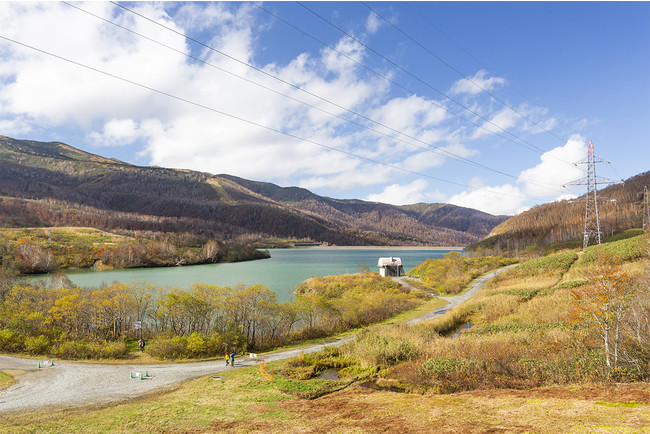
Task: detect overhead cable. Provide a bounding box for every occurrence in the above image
[107,1,568,194]
[296,1,578,170]
[362,1,570,146]
[250,2,569,193]
[0,33,542,201]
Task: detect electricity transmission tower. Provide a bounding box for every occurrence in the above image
[565,140,619,249]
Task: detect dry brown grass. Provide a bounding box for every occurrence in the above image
[2,364,647,433]
[338,244,649,394]
[0,370,16,391]
[499,288,573,324]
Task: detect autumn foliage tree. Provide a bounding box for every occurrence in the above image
[570,254,636,368]
[0,271,423,359]
[14,242,57,274]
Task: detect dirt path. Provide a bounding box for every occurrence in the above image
[0,267,511,413]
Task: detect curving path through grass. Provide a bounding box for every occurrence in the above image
[0,266,512,413]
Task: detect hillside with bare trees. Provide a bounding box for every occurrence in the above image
[469,171,649,253]
[0,136,506,247]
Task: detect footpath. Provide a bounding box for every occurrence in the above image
[0,266,512,413]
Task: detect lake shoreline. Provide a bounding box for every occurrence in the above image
[290,245,464,251]
[24,248,456,302]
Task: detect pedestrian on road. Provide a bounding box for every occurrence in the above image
[225,352,230,366]
[230,351,235,367]
[139,339,145,352]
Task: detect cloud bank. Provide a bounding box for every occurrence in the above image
[0,2,573,216]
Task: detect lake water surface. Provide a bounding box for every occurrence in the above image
[55,247,457,302]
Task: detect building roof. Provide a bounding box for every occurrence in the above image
[377,257,402,267]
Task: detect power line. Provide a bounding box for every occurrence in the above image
[0,33,540,201]
[364,1,569,146]
[250,1,568,194]
[61,1,519,182]
[296,1,562,159]
[105,1,568,195]
[116,1,521,162]
[404,2,535,107]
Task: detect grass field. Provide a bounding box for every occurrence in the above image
[0,371,15,391]
[1,234,648,432]
[0,364,647,433]
[0,226,128,246]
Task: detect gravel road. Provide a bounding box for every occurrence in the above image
[0,266,512,413]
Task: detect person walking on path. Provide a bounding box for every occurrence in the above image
[138,339,145,353]
[229,351,235,367]
[225,352,230,366]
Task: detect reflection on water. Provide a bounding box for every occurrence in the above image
[450,322,474,338]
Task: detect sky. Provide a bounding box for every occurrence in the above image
[0,1,648,216]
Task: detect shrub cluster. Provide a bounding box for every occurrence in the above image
[576,235,646,266]
[323,244,650,394]
[408,252,516,295]
[0,330,128,359]
[0,272,423,360]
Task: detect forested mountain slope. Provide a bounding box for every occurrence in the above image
[470,171,649,252]
[0,136,506,246]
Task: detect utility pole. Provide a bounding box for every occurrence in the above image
[565,140,619,249]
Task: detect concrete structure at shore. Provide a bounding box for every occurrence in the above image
[377,257,404,277]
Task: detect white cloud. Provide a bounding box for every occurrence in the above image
[450,70,506,96]
[370,94,447,140]
[448,181,525,216]
[518,134,586,197]
[366,179,438,205]
[299,161,390,192]
[447,136,587,215]
[365,12,383,35]
[0,2,191,126]
[0,117,32,136]
[471,106,521,139]
[89,119,141,146]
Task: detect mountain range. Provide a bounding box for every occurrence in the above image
[0,136,507,247]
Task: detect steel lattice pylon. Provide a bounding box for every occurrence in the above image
[582,141,602,249]
[565,141,619,249]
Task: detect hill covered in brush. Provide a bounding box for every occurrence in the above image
[0,136,506,247]
[468,171,649,253]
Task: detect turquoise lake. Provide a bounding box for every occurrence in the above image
[51,248,458,302]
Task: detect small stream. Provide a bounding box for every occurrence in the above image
[449,321,474,338]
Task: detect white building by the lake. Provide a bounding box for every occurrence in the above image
[377,257,404,277]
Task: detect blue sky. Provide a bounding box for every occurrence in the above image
[0,1,648,215]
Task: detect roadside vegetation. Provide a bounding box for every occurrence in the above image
[2,351,648,432]
[0,271,427,360]
[407,251,516,295]
[1,233,648,431]
[279,233,649,395]
[0,227,268,274]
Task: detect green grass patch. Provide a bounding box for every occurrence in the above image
[517,251,578,273]
[380,297,447,325]
[555,280,589,289]
[0,370,15,391]
[576,234,647,266]
[464,322,570,335]
[408,252,516,295]
[595,401,642,408]
[604,229,645,243]
[488,286,559,301]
